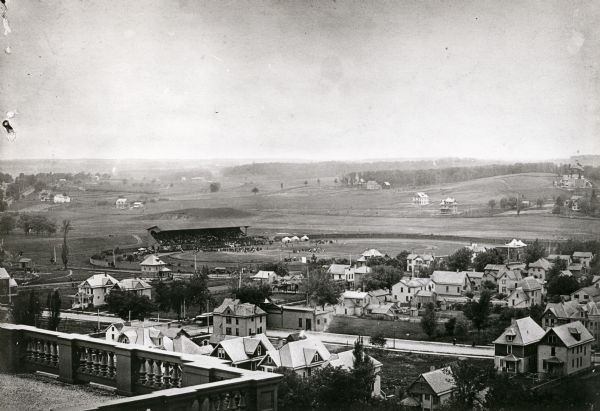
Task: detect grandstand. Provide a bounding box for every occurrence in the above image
[147,225,266,252]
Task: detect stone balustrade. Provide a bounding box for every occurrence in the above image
[0,323,282,411]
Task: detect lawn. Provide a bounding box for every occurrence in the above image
[326,316,443,341]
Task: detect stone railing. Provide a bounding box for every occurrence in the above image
[0,323,282,411]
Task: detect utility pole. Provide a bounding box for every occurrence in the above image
[97,309,100,331]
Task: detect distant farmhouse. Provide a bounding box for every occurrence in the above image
[115,198,128,209]
[366,180,382,190]
[556,163,592,190]
[439,197,458,215]
[413,192,430,205]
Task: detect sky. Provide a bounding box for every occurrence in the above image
[0,0,599,161]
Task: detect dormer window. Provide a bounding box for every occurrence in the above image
[313,353,319,362]
[568,327,581,341]
[218,348,225,359]
[257,345,262,356]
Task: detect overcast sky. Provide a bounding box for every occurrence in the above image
[0,0,598,160]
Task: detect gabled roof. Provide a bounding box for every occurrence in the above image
[214,334,276,364]
[342,291,369,300]
[493,317,545,346]
[367,303,395,314]
[567,263,583,271]
[213,298,266,316]
[547,254,571,261]
[431,271,467,286]
[368,289,390,298]
[420,367,456,395]
[118,278,152,291]
[573,251,593,258]
[518,277,542,292]
[328,350,382,371]
[252,270,276,279]
[407,254,434,261]
[140,255,166,266]
[546,321,594,348]
[277,336,331,369]
[543,300,581,319]
[497,270,522,282]
[79,273,119,289]
[395,277,432,288]
[528,258,552,270]
[466,271,484,280]
[0,267,10,279]
[506,287,529,302]
[327,264,350,275]
[484,264,507,271]
[571,285,600,300]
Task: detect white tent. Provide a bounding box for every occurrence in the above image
[300,235,309,242]
[362,249,384,257]
[281,237,291,243]
[504,239,527,248]
[290,236,300,242]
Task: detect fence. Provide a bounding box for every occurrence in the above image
[0,323,282,411]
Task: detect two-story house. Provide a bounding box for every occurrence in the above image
[139,255,171,280]
[407,254,435,274]
[493,316,545,374]
[211,298,267,343]
[466,271,484,291]
[113,278,153,299]
[505,277,543,308]
[497,270,523,295]
[572,251,594,269]
[335,291,371,316]
[482,264,508,285]
[538,321,594,377]
[392,277,434,304]
[73,273,119,309]
[570,283,600,304]
[327,264,351,282]
[431,271,470,299]
[542,300,600,346]
[527,258,552,282]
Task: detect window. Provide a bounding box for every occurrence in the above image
[317,319,320,325]
[218,348,225,359]
[249,329,252,335]
[257,345,262,355]
[236,318,239,325]
[507,345,512,354]
[226,317,232,324]
[551,346,555,356]
[457,287,460,293]
[299,318,303,327]
[235,328,239,336]
[226,327,231,335]
[324,318,327,324]
[400,287,403,293]
[446,286,449,292]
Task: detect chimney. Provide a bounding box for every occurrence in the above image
[510,318,516,326]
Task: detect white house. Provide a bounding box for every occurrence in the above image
[439,198,458,214]
[392,277,434,304]
[572,251,593,268]
[366,181,382,190]
[139,255,171,279]
[430,271,470,298]
[413,192,430,205]
[252,270,278,284]
[115,198,128,209]
[336,291,371,316]
[327,264,351,282]
[114,278,153,299]
[505,277,543,308]
[53,193,71,203]
[73,273,119,309]
[528,258,552,282]
[406,254,435,274]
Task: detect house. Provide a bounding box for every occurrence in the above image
[466,243,488,263]
[483,264,508,284]
[497,270,523,295]
[528,258,552,281]
[570,283,600,304]
[73,273,118,308]
[348,265,373,289]
[572,251,593,268]
[365,303,397,319]
[391,277,434,304]
[53,193,71,203]
[362,249,384,258]
[211,298,267,343]
[265,303,334,332]
[139,255,171,279]
[431,271,470,298]
[382,182,391,189]
[0,267,17,303]
[211,333,277,370]
[273,274,303,293]
[411,290,437,310]
[366,181,382,190]
[113,278,152,299]
[566,263,583,275]
[115,198,128,208]
[336,291,371,316]
[439,197,458,215]
[405,366,456,410]
[537,321,594,377]
[542,300,600,345]
[406,254,435,274]
[368,289,391,304]
[493,317,545,374]
[413,192,430,205]
[17,257,32,271]
[505,277,543,308]
[327,264,351,282]
[251,270,277,284]
[466,271,484,291]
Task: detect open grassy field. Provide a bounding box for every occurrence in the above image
[3,172,599,275]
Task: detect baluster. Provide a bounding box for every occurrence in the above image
[229,391,240,410]
[43,341,51,364]
[85,348,94,374]
[162,362,171,388]
[107,352,115,379]
[137,359,147,385]
[94,349,102,375]
[224,392,234,410]
[145,359,154,387]
[172,364,182,388]
[210,395,222,411]
[47,342,54,366]
[100,351,108,377]
[77,348,87,373]
[238,390,248,411]
[51,342,59,367]
[25,339,34,361]
[32,339,40,362]
[154,360,163,387]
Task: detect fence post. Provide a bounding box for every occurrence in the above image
[0,325,24,373]
[114,345,136,396]
[57,334,78,383]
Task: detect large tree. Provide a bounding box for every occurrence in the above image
[106,291,155,321]
[473,249,504,272]
[231,282,272,306]
[463,290,492,336]
[304,269,342,309]
[46,289,62,330]
[421,302,437,339]
[446,360,494,409]
[61,219,72,269]
[11,290,42,326]
[525,239,547,264]
[0,214,16,234]
[447,247,473,272]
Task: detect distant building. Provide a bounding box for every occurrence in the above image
[528,258,552,282]
[53,193,71,203]
[466,271,484,291]
[570,283,600,304]
[265,304,334,332]
[115,198,128,209]
[382,182,391,189]
[366,181,382,190]
[210,333,277,370]
[572,252,594,268]
[392,277,434,304]
[505,277,543,308]
[336,291,371,316]
[0,267,18,303]
[439,198,458,215]
[114,278,152,299]
[73,273,118,309]
[327,264,351,282]
[430,271,470,299]
[139,255,171,280]
[211,298,267,343]
[406,254,435,274]
[413,192,430,205]
[547,254,572,266]
[251,270,277,284]
[482,264,509,285]
[497,270,523,295]
[542,300,600,346]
